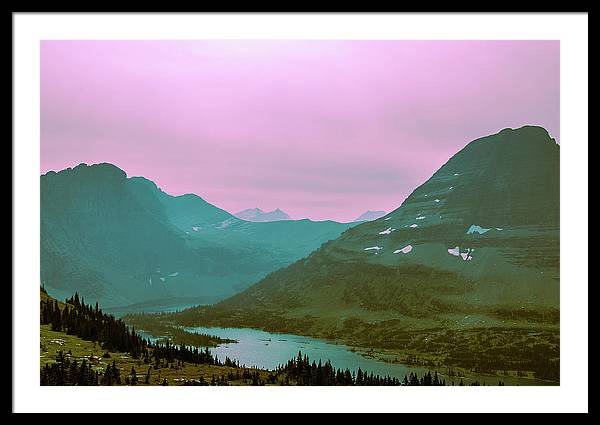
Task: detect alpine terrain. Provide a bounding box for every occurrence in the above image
[166,126,560,381]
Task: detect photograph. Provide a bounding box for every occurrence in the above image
[12,12,588,413]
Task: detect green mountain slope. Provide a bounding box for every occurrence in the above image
[41,163,357,307]
[174,126,559,334]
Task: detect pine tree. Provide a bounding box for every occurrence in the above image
[130,366,138,385]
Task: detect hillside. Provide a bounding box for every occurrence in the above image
[167,126,560,380]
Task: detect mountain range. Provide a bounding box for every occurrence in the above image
[41,164,358,307]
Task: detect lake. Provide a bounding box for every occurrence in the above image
[174,326,433,381]
[137,325,554,385]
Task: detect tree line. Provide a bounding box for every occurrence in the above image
[276,351,403,385]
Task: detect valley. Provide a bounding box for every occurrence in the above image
[41,126,561,386]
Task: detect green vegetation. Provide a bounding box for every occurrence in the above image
[161,257,559,383]
[40,324,273,386]
[44,290,494,386]
[163,303,559,382]
[43,323,496,386]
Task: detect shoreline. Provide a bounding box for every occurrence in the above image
[133,320,558,386]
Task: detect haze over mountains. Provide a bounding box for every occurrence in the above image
[41,164,358,307]
[235,208,292,222]
[173,126,560,338]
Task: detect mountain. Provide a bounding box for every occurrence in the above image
[235,208,292,222]
[172,126,560,346]
[354,210,386,222]
[41,163,357,307]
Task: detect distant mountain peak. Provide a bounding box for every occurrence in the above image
[235,208,292,222]
[354,210,386,222]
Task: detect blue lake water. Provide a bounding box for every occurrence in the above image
[181,326,430,380]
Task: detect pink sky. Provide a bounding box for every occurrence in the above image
[41,40,559,222]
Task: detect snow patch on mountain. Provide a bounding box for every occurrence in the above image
[448,246,473,261]
[467,225,491,234]
[448,246,460,256]
[394,245,413,254]
[467,225,504,235]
